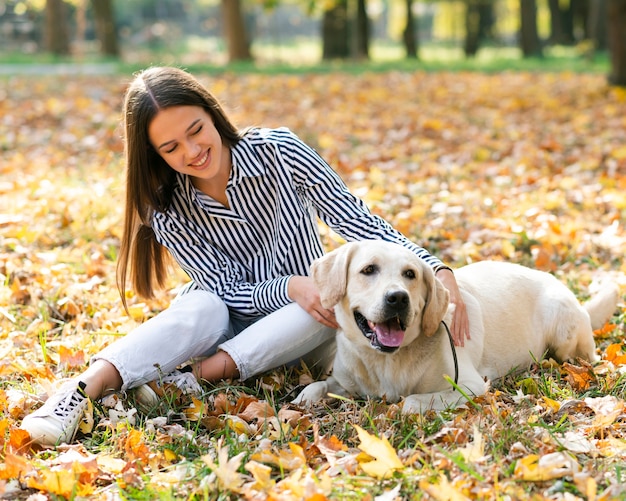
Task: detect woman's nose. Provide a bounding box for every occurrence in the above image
[186,140,201,158]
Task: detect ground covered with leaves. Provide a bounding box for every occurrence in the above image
[0,70,625,500]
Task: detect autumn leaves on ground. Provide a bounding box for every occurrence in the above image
[0,70,625,500]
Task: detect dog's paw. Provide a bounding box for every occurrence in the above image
[292,381,329,407]
[402,392,460,414]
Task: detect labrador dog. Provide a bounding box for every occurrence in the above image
[294,240,620,413]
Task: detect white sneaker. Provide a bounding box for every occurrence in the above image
[132,369,202,414]
[21,381,89,446]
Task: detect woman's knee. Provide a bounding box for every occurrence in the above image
[172,290,230,327]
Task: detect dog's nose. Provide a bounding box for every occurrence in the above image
[385,290,409,310]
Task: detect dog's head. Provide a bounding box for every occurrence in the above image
[311,240,449,353]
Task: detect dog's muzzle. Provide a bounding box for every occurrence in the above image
[354,311,407,352]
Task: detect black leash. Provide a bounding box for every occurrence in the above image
[442,320,459,385]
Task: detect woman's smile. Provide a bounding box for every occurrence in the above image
[189,149,210,169]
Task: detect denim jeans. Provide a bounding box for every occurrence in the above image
[92,289,336,391]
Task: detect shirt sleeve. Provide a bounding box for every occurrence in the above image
[152,212,295,319]
[278,129,445,270]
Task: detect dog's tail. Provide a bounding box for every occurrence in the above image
[584,277,621,330]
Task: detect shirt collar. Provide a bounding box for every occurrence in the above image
[230,132,266,184]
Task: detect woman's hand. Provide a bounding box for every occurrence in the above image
[288,275,338,329]
[435,268,470,346]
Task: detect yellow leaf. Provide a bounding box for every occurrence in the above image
[610,145,626,160]
[244,460,275,491]
[541,396,561,413]
[456,425,484,462]
[514,452,580,481]
[184,396,205,421]
[500,239,515,258]
[77,398,94,435]
[420,473,471,500]
[96,455,127,474]
[202,440,246,493]
[354,425,403,479]
[225,415,254,436]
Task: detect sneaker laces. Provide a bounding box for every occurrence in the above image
[158,370,202,395]
[53,381,88,420]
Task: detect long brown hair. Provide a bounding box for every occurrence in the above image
[117,66,242,312]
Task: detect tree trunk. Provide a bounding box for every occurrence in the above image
[354,0,370,60]
[402,0,418,59]
[547,0,565,44]
[45,0,70,55]
[588,0,608,51]
[519,0,542,58]
[322,0,349,60]
[464,0,481,57]
[607,0,626,86]
[222,0,252,62]
[90,0,119,57]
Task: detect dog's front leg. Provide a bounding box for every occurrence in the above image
[292,376,350,407]
[402,390,467,413]
[402,373,488,414]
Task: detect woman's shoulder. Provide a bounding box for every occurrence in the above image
[241,126,302,148]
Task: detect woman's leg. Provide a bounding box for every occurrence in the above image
[92,290,232,394]
[201,302,336,382]
[21,289,231,445]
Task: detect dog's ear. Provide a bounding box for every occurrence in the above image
[311,243,357,308]
[421,268,450,337]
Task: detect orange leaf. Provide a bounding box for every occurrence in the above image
[605,343,626,366]
[9,428,31,454]
[124,429,150,463]
[562,361,596,391]
[58,345,86,369]
[0,453,33,480]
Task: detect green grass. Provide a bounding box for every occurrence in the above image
[0,39,611,77]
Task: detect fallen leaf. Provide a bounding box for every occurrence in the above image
[354,425,403,479]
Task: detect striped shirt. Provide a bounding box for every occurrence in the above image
[151,127,443,319]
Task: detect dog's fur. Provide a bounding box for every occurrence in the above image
[293,240,620,413]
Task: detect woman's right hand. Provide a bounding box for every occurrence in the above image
[288,275,338,329]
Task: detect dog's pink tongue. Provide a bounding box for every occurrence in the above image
[370,320,404,347]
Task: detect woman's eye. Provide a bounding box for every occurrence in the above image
[165,145,177,154]
[191,125,203,135]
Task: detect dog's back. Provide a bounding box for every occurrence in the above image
[455,261,619,379]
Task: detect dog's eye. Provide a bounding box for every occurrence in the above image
[403,269,416,279]
[361,264,378,275]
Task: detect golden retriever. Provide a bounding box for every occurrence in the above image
[294,240,620,413]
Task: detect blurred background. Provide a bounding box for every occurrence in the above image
[0,0,624,83]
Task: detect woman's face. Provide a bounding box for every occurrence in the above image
[148,105,229,183]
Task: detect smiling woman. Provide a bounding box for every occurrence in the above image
[19,66,467,447]
[147,106,231,205]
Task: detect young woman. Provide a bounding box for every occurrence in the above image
[21,66,469,446]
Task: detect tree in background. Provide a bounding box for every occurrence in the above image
[607,0,626,86]
[402,0,418,59]
[223,0,252,61]
[519,0,542,57]
[90,0,119,57]
[354,0,370,59]
[464,0,494,58]
[45,0,69,55]
[322,0,349,59]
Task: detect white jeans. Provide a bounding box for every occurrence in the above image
[93,290,336,391]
